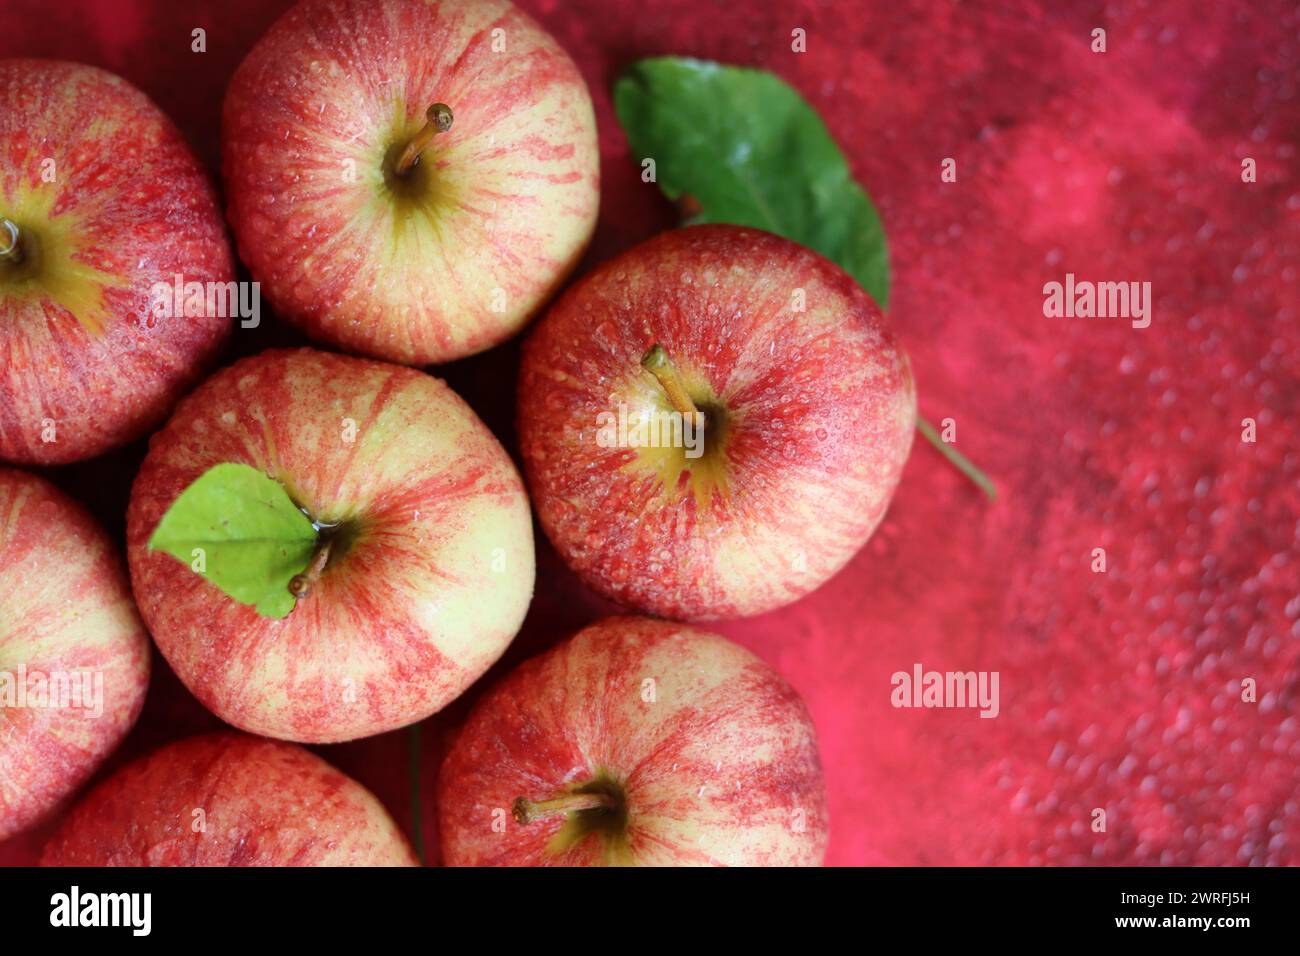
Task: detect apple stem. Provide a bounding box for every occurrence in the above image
[288,537,333,600]
[641,344,701,417]
[916,416,997,500]
[512,791,617,825]
[0,218,22,265]
[394,103,454,176]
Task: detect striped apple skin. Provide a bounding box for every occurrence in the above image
[519,225,917,621]
[439,616,829,866]
[222,0,600,365]
[0,60,233,465]
[42,732,417,866]
[126,348,535,743]
[0,468,150,840]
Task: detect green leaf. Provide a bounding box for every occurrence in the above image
[614,56,890,308]
[147,462,318,619]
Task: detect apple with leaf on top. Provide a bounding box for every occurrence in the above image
[127,348,535,744]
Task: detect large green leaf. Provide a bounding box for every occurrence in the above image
[614,56,890,308]
[147,462,318,619]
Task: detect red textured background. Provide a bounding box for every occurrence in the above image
[2,0,1297,866]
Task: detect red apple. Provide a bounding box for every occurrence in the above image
[221,0,599,366]
[0,59,233,465]
[126,347,535,743]
[518,224,916,620]
[41,732,417,865]
[0,468,150,840]
[438,616,828,866]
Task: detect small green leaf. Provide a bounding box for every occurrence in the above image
[147,462,318,619]
[614,56,890,308]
